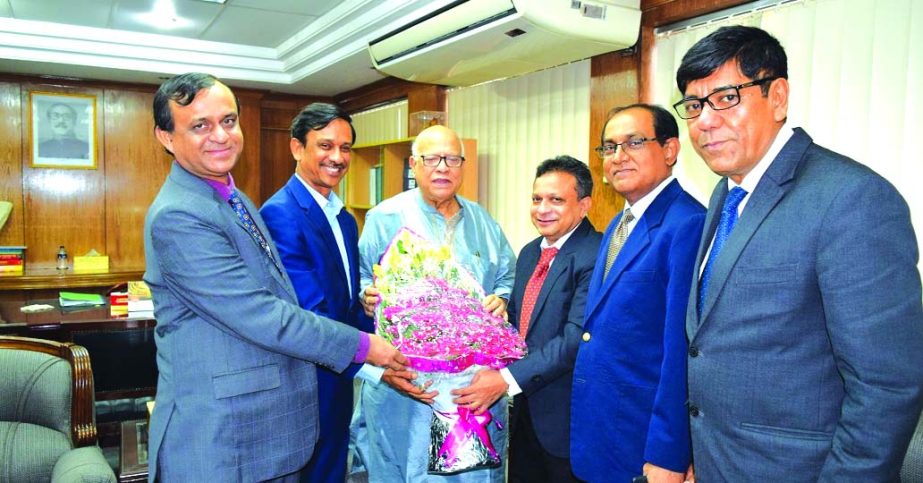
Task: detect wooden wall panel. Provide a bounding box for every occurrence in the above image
[587,50,640,230]
[258,96,326,204]
[21,83,106,269]
[103,89,169,270]
[0,82,24,247]
[261,129,295,202]
[230,91,264,204]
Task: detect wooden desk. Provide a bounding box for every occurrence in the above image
[119,419,149,482]
[0,268,144,292]
[0,300,157,400]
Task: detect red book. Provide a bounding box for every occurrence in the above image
[0,259,23,266]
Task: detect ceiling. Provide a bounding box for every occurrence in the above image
[0,0,454,96]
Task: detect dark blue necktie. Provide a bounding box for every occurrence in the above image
[698,187,747,316]
[228,190,279,270]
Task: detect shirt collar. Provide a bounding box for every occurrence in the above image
[540,220,582,250]
[728,125,794,192]
[296,173,344,215]
[202,170,237,201]
[625,175,675,219]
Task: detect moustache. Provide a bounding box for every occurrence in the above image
[54,122,70,129]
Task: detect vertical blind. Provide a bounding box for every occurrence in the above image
[351,99,409,146]
[448,60,592,251]
[651,0,923,272]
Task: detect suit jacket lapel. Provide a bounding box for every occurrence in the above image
[586,180,681,321]
[695,128,811,324]
[528,218,591,333]
[288,176,350,295]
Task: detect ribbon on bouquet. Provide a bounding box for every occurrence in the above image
[436,407,499,465]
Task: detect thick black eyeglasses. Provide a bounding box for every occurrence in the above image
[673,77,780,119]
[419,154,465,167]
[594,137,660,159]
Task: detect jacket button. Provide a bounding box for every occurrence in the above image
[688,345,699,357]
[582,332,591,342]
[689,405,700,417]
[532,376,542,383]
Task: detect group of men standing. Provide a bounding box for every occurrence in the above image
[143,25,923,482]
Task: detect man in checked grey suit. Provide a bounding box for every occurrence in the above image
[676,26,923,481]
[144,73,406,482]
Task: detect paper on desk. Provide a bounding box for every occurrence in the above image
[59,291,105,307]
[21,304,55,313]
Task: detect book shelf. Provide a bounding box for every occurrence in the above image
[344,137,478,232]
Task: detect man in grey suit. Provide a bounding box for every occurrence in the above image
[144,73,405,482]
[676,26,923,481]
[453,155,600,482]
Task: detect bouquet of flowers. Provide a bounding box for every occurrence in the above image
[373,228,526,474]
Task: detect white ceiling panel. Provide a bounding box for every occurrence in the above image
[203,5,310,47]
[110,0,221,38]
[227,0,340,17]
[9,0,112,28]
[0,0,453,96]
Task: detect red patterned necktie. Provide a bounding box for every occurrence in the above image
[519,247,559,338]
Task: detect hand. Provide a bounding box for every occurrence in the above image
[361,286,381,317]
[482,294,507,319]
[365,334,407,371]
[684,464,695,483]
[641,463,685,483]
[451,368,508,415]
[382,368,438,404]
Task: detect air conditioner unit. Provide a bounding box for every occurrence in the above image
[368,0,641,86]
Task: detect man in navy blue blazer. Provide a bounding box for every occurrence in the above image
[571,104,703,483]
[453,155,600,482]
[260,103,369,483]
[676,26,923,481]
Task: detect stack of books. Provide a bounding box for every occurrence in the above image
[0,246,26,276]
[128,280,154,318]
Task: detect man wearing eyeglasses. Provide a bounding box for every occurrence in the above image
[353,124,516,482]
[677,26,923,481]
[570,103,704,483]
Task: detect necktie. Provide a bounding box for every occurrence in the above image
[228,191,279,269]
[698,187,748,316]
[519,247,559,338]
[603,208,634,279]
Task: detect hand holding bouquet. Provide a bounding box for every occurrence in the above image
[372,228,526,474]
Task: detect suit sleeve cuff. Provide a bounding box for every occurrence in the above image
[500,367,522,396]
[354,332,370,363]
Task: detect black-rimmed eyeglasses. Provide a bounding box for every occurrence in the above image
[672,77,780,120]
[419,155,465,167]
[594,137,660,159]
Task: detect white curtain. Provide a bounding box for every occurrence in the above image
[651,0,923,272]
[448,60,591,251]
[351,99,409,146]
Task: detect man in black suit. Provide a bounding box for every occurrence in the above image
[453,155,601,482]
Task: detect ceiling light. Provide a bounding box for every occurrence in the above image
[134,0,194,30]
[195,0,228,3]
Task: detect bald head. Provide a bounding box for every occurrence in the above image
[410,125,465,207]
[412,125,463,157]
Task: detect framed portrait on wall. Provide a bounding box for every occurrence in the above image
[29,92,97,169]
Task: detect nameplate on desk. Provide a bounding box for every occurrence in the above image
[74,256,109,273]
